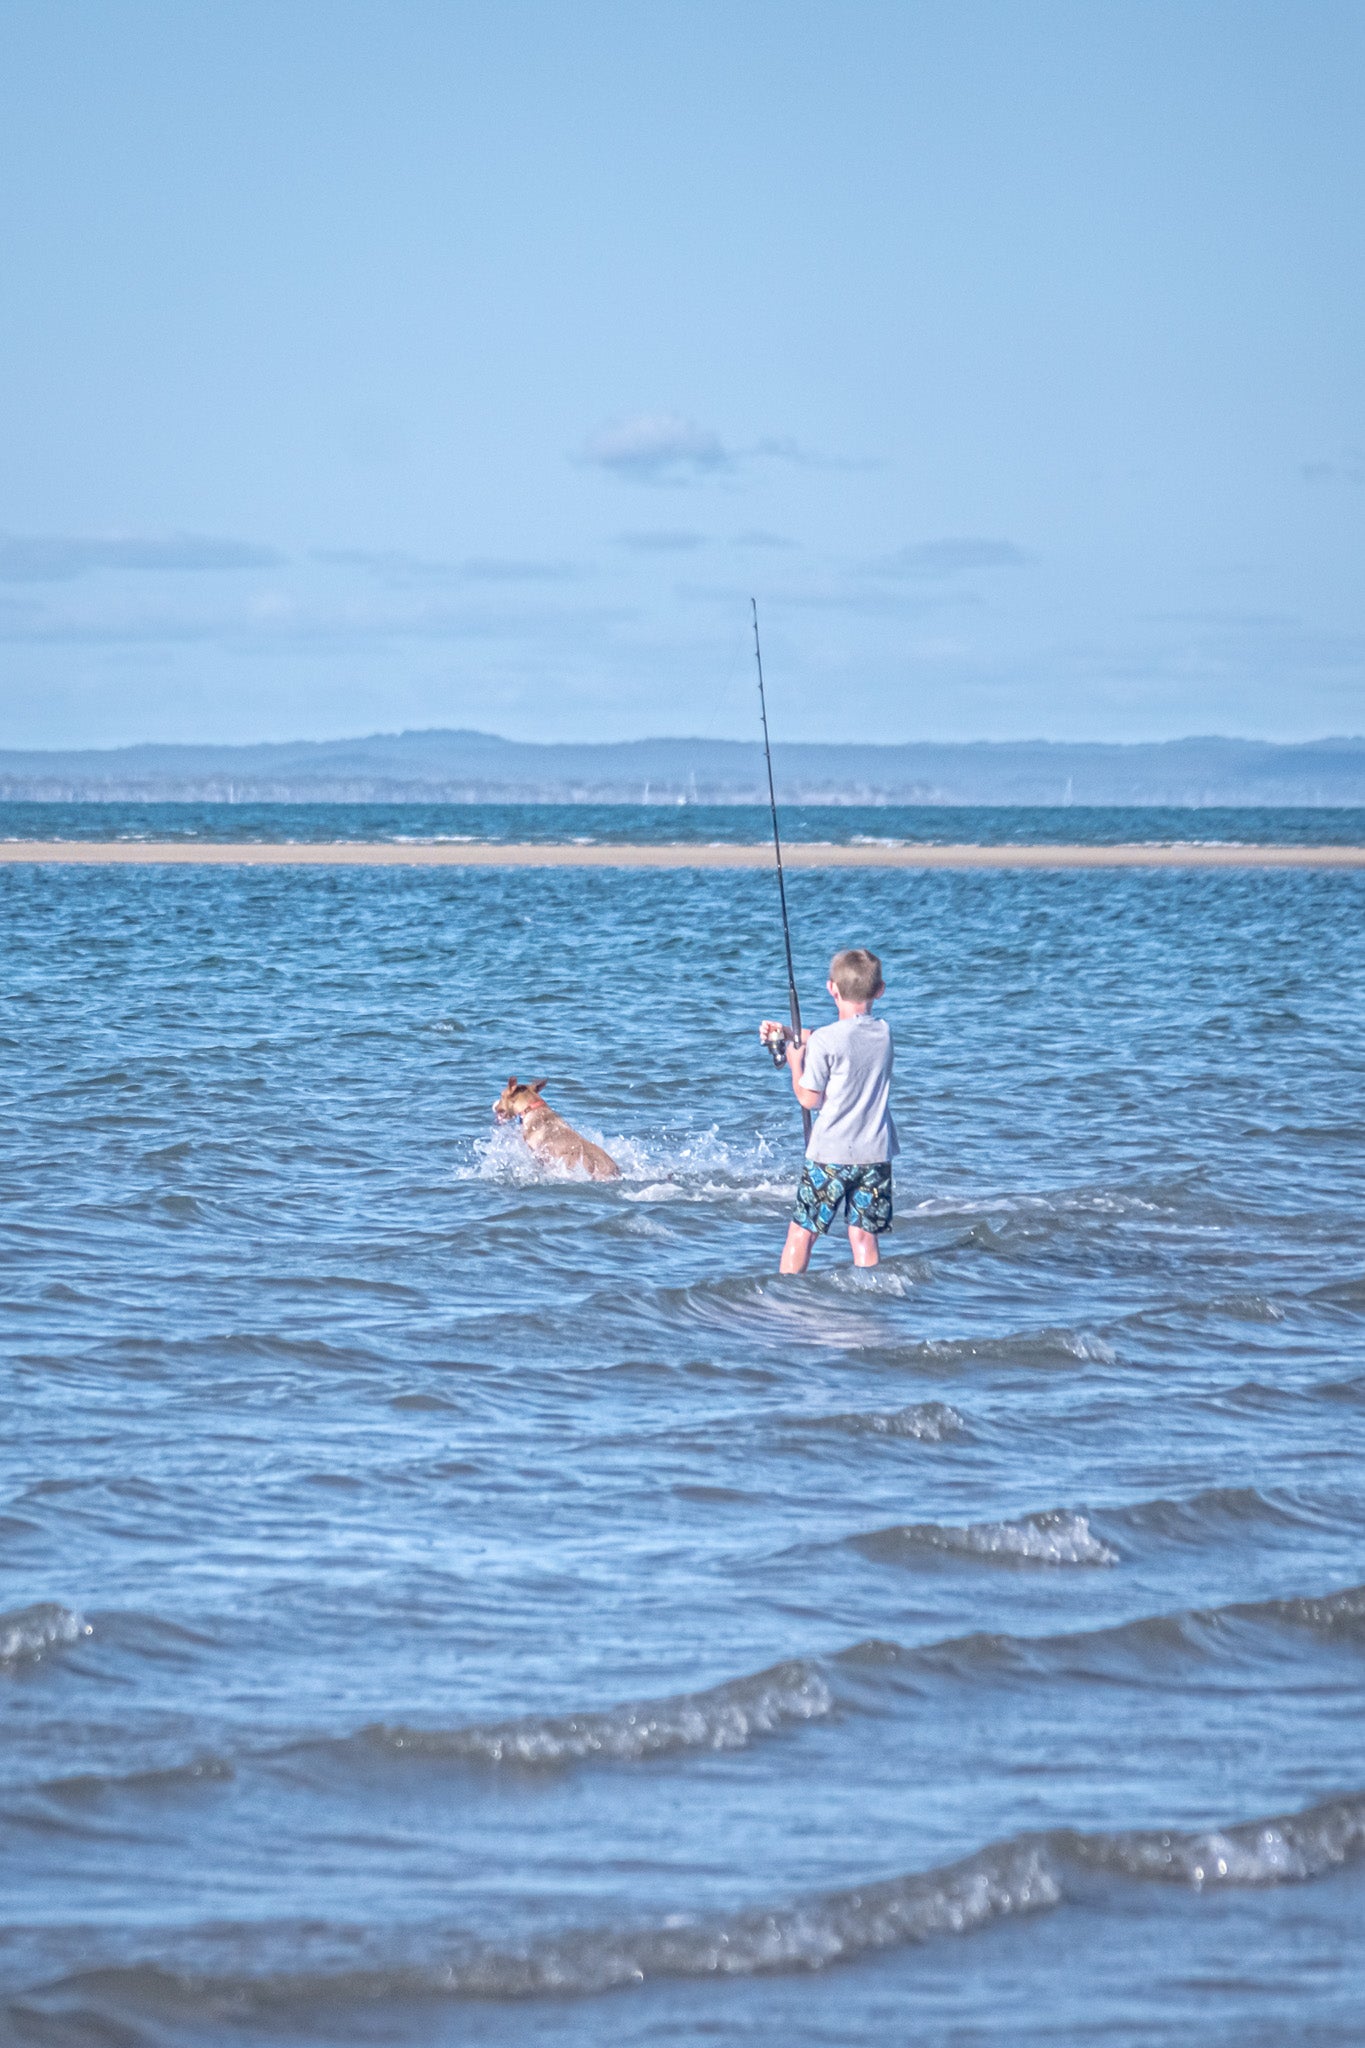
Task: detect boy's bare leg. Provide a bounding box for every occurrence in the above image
[780,1222,814,1274]
[848,1227,880,1268]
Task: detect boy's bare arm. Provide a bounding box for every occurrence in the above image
[784,1030,824,1110]
[759,1021,824,1110]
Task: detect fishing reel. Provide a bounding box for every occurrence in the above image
[759,1022,792,1070]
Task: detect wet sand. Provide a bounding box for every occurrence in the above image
[1,840,1364,868]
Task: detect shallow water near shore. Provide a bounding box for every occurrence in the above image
[2,848,1364,2044]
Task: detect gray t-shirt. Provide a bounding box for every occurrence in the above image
[802,1013,899,1164]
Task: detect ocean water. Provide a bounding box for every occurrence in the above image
[2,844,1364,2045]
[3,798,1365,846]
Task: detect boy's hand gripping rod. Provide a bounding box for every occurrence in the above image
[751,599,813,1145]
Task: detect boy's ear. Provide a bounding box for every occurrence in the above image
[530,1077,547,1093]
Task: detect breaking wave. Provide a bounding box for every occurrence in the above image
[794,1400,967,1442]
[352,1657,834,1768]
[0,1602,90,1668]
[850,1485,1335,1574]
[1065,1791,1365,1886]
[1245,1583,1365,1637]
[861,1324,1120,1370]
[40,1792,1365,2012]
[870,1580,1365,1685]
[852,1507,1119,1568]
[10,1583,1362,1807]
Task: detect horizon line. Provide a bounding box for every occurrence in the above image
[4,728,1365,760]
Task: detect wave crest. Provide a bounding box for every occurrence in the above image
[46,1792,1365,2012]
[359,1658,834,1768]
[799,1401,966,1442]
[0,1602,89,1668]
[1069,1792,1365,1887]
[1249,1584,1365,1637]
[854,1507,1118,1568]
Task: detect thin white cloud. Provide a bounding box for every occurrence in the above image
[461,557,579,582]
[0,533,282,581]
[615,529,707,552]
[673,577,978,619]
[578,415,878,485]
[868,538,1033,577]
[579,412,730,480]
[314,549,577,584]
[733,529,797,550]
[0,589,625,651]
[315,547,453,579]
[749,436,882,473]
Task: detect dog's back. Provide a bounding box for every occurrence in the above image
[492,1078,621,1181]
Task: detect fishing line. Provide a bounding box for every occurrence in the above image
[751,599,813,1145]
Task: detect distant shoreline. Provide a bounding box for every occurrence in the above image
[3,841,1365,869]
[4,727,1365,809]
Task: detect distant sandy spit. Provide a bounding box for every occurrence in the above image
[2,841,1365,869]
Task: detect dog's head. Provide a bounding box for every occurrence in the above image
[492,1075,548,1123]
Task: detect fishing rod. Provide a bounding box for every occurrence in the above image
[751,599,812,1144]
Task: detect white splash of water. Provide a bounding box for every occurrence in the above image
[881,1508,1119,1567]
[0,1603,91,1666]
[455,1122,790,1202]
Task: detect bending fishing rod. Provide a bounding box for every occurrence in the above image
[751,599,812,1144]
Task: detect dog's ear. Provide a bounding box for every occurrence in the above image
[506,1075,517,1089]
[530,1078,547,1093]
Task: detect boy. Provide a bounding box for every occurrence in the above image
[760,947,897,1274]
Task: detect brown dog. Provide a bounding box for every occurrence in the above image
[492,1077,621,1181]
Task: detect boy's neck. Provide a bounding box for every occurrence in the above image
[833,998,873,1021]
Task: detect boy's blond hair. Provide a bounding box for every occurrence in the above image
[829,947,884,1002]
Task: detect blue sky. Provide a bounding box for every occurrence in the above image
[0,0,1361,748]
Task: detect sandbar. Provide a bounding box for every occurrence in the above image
[1,841,1363,868]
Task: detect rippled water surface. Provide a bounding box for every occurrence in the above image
[5,798,1365,844]
[2,845,1364,2045]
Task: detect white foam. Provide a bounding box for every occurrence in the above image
[1075,1794,1365,1887]
[362,1658,833,1767]
[878,1508,1118,1567]
[454,1122,788,1201]
[0,1602,90,1666]
[51,1793,1365,2012]
[622,1177,793,1204]
[812,1401,966,1441]
[910,1189,1164,1221]
[1054,1330,1118,1363]
[820,1264,922,1297]
[453,1123,595,1185]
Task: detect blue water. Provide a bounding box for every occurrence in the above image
[2,841,1364,2044]
[3,798,1365,845]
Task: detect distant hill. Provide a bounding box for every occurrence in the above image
[3,730,1365,805]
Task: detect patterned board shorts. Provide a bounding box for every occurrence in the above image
[793,1160,894,1236]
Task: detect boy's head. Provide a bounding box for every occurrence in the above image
[829,947,884,1004]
